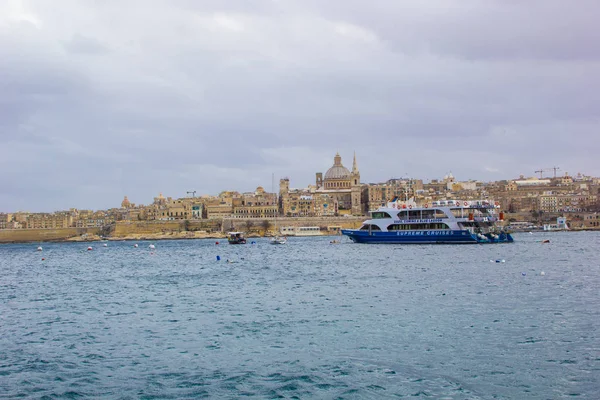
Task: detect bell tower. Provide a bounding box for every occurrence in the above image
[350,151,362,214]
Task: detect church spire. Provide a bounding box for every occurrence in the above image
[352,151,358,174]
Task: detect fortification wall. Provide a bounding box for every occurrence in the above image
[113,220,221,235]
[114,221,183,235]
[0,217,364,242]
[223,216,364,232]
[0,228,100,243]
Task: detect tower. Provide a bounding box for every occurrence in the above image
[279,178,289,196]
[316,172,323,188]
[350,151,362,214]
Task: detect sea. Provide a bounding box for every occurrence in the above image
[0,231,598,399]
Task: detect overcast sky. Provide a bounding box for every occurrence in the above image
[1,0,598,212]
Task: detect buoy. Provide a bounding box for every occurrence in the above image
[37,246,43,251]
[134,244,138,248]
[522,272,526,276]
[251,241,256,244]
[540,271,546,276]
[103,243,108,247]
[216,255,221,261]
[149,244,155,249]
[215,241,219,245]
[87,246,93,251]
[41,258,45,261]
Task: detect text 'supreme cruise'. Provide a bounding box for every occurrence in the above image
[342,199,514,244]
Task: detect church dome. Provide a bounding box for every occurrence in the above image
[121,196,131,208]
[324,153,351,180]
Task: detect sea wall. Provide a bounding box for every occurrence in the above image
[222,216,364,232]
[0,217,365,243]
[0,228,100,243]
[113,220,220,236]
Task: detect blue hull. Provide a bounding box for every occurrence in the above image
[341,230,514,244]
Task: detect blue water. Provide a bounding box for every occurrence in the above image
[1,232,599,399]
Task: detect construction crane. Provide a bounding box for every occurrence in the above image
[534,167,561,179]
[187,190,196,198]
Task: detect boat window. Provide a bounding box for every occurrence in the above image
[360,224,381,231]
[396,210,408,220]
[408,211,421,219]
[371,211,392,219]
[421,210,435,219]
[434,209,448,218]
[448,209,460,217]
[387,223,450,230]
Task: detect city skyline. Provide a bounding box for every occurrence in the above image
[1,153,594,215]
[1,1,599,212]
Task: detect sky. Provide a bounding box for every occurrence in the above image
[1,0,599,212]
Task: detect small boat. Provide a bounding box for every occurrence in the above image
[227,232,247,244]
[342,199,514,244]
[270,236,287,245]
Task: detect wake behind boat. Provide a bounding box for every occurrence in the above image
[342,199,514,244]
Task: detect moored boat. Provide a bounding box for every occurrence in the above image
[227,232,247,244]
[342,200,514,244]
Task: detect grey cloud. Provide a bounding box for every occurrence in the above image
[0,0,598,212]
[63,34,108,54]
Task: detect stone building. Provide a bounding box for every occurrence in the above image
[363,178,424,212]
[279,152,362,216]
[315,152,362,215]
[233,187,278,218]
[204,192,241,219]
[0,213,12,229]
[26,212,73,229]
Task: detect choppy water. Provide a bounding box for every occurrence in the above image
[1,232,599,399]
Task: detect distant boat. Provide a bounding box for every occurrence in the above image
[270,236,287,245]
[227,232,247,245]
[279,226,322,236]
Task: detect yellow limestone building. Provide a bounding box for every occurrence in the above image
[280,152,362,216]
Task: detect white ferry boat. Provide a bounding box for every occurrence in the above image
[280,226,322,236]
[342,200,514,244]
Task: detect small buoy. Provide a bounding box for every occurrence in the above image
[134,244,138,248]
[521,272,526,276]
[149,244,155,249]
[103,243,108,247]
[87,246,93,251]
[529,232,533,235]
[251,241,256,244]
[216,255,221,261]
[37,246,43,251]
[41,258,45,261]
[215,241,219,245]
[540,271,545,276]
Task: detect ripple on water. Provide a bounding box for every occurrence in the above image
[0,233,599,398]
